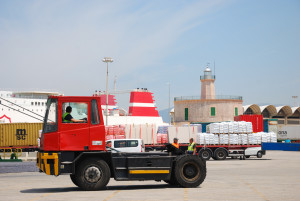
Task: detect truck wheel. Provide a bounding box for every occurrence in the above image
[70,174,79,187]
[75,158,111,191]
[214,148,227,160]
[245,156,250,158]
[164,176,178,186]
[198,149,211,160]
[257,151,262,158]
[174,155,206,188]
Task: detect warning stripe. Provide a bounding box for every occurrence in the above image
[129,170,169,174]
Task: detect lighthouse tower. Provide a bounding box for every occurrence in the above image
[200,66,216,99]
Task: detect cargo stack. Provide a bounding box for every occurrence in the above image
[157,126,169,144]
[105,125,126,141]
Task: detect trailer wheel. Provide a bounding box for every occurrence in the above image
[70,174,79,187]
[257,151,262,158]
[174,155,206,188]
[214,148,227,160]
[198,149,212,160]
[75,158,111,191]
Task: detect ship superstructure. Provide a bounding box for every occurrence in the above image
[0,91,61,123]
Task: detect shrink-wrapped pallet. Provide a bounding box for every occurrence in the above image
[233,122,239,133]
[197,133,206,144]
[228,122,234,133]
[246,122,253,133]
[223,123,229,134]
[248,133,255,144]
[193,124,202,133]
[213,134,219,144]
[229,134,238,144]
[219,134,229,144]
[270,132,277,143]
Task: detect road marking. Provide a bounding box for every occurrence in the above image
[184,188,189,201]
[103,190,121,201]
[235,176,269,201]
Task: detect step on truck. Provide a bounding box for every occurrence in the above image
[37,96,206,190]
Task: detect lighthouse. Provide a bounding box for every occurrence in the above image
[200,66,216,99]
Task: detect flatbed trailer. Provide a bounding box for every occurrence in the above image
[145,144,265,160]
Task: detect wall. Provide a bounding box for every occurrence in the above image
[174,99,243,123]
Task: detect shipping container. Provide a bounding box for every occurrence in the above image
[277,125,300,141]
[234,115,263,133]
[263,119,278,133]
[0,123,43,149]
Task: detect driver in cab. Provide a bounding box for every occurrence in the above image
[63,106,86,123]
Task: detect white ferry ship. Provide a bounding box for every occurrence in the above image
[0,89,165,126]
[0,91,61,123]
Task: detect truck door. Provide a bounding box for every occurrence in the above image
[60,102,90,151]
[89,99,106,151]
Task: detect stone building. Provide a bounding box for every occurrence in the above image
[174,66,243,124]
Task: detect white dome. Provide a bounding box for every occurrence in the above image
[204,66,211,72]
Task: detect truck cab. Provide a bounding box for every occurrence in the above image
[37,96,206,190]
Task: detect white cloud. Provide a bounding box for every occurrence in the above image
[0,0,230,109]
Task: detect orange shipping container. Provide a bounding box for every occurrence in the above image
[0,123,43,148]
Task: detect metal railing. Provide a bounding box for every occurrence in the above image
[174,95,243,101]
[200,75,216,80]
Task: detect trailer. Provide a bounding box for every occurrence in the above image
[145,144,264,160]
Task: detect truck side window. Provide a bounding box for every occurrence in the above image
[91,99,100,125]
[43,99,58,133]
[62,102,88,123]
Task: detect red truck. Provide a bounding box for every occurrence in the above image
[37,96,206,190]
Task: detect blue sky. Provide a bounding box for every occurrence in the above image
[0,0,299,111]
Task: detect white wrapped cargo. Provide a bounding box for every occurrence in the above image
[228,122,234,133]
[270,132,277,142]
[233,122,239,133]
[197,133,206,144]
[229,134,239,144]
[246,122,253,133]
[219,134,229,144]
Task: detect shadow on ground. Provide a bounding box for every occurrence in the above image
[20,184,183,193]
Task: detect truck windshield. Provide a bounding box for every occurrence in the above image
[43,99,58,133]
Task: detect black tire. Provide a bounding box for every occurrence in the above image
[164,158,179,186]
[164,176,178,186]
[70,174,79,187]
[75,158,111,191]
[214,148,227,160]
[174,155,206,188]
[245,156,250,158]
[257,151,262,158]
[198,149,211,161]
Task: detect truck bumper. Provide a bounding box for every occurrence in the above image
[36,152,60,176]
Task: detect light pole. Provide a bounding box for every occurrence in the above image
[102,57,113,126]
[167,82,171,125]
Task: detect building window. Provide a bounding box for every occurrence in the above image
[211,107,216,116]
[185,108,188,121]
[235,107,238,116]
